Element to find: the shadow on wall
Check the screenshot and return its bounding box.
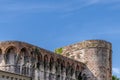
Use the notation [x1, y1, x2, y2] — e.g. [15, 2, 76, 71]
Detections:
[80, 65, 97, 80]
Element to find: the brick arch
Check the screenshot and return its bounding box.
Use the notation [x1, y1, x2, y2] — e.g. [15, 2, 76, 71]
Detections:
[30, 48, 42, 59]
[19, 47, 30, 64]
[61, 60, 65, 74]
[76, 64, 80, 71]
[76, 65, 83, 80]
[44, 55, 48, 70]
[70, 63, 75, 76]
[20, 47, 29, 56]
[77, 72, 82, 80]
[71, 63, 75, 68]
[66, 61, 70, 67]
[5, 46, 17, 64]
[44, 55, 48, 61]
[56, 58, 62, 66]
[30, 50, 37, 58]
[55, 58, 61, 73]
[36, 52, 42, 69]
[5, 46, 17, 54]
[75, 64, 80, 79]
[37, 52, 42, 61]
[56, 58, 61, 64]
[33, 48, 41, 59]
[0, 48, 2, 63]
[61, 60, 65, 67]
[49, 56, 54, 71]
[30, 51, 34, 57]
[0, 48, 2, 54]
[36, 53, 42, 69]
[30, 50, 41, 66]
[66, 62, 70, 76]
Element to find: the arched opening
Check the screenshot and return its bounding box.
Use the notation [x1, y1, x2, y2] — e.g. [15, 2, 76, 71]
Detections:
[44, 55, 48, 80]
[61, 60, 65, 74]
[37, 53, 42, 61]
[30, 51, 36, 66]
[20, 48, 29, 64]
[56, 58, 61, 80]
[49, 56, 54, 80]
[61, 60, 65, 80]
[0, 49, 2, 64]
[75, 65, 80, 79]
[77, 72, 83, 80]
[36, 53, 42, 69]
[70, 64, 74, 77]
[49, 57, 54, 71]
[76, 65, 79, 70]
[20, 48, 29, 75]
[30, 51, 37, 77]
[44, 55, 48, 70]
[5, 46, 17, 64]
[66, 62, 70, 76]
[56, 58, 61, 74]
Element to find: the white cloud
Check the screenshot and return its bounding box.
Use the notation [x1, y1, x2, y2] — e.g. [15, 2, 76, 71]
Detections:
[101, 0, 120, 3]
[92, 30, 120, 35]
[0, 0, 120, 13]
[0, 0, 120, 23]
[1, 0, 120, 14]
[0, 0, 99, 13]
[113, 68, 120, 74]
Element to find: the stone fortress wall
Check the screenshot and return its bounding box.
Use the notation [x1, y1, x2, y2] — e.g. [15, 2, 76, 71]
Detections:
[0, 41, 89, 80]
[61, 40, 112, 80]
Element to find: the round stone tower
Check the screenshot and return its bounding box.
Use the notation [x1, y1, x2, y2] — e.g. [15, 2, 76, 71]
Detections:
[61, 40, 112, 80]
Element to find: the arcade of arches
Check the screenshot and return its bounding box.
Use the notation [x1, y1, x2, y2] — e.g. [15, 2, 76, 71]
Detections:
[0, 41, 91, 80]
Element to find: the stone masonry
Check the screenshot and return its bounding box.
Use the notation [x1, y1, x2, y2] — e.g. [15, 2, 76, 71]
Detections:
[0, 40, 112, 80]
[61, 40, 112, 80]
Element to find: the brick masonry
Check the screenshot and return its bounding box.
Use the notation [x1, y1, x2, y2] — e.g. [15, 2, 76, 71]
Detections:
[61, 40, 112, 80]
[0, 40, 112, 80]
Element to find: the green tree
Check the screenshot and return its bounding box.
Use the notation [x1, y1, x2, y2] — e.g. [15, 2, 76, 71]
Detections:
[112, 75, 120, 80]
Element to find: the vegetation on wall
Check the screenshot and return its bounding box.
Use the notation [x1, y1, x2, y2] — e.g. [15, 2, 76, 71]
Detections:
[54, 48, 63, 54]
[34, 47, 39, 55]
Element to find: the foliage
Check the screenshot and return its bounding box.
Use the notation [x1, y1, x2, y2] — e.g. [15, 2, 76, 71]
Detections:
[112, 75, 120, 80]
[34, 47, 39, 55]
[54, 48, 63, 54]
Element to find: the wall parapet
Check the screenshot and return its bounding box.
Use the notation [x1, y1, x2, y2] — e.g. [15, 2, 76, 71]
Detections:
[63, 40, 112, 50]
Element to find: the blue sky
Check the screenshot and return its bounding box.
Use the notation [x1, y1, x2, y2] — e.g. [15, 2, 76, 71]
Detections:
[0, 0, 120, 77]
